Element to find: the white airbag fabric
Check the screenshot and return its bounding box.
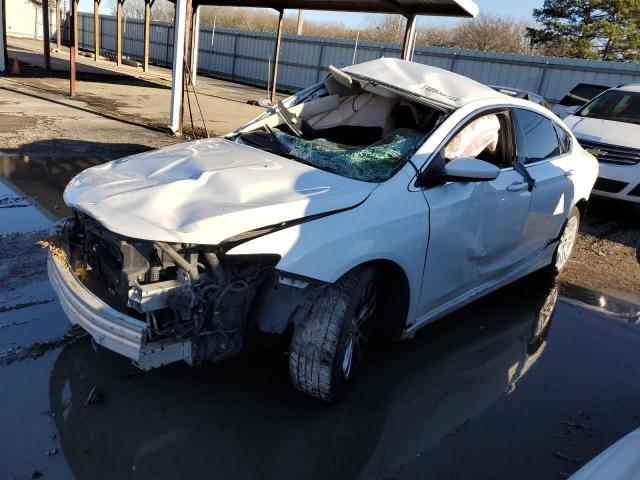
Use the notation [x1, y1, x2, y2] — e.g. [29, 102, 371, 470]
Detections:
[444, 114, 500, 160]
[306, 94, 397, 135]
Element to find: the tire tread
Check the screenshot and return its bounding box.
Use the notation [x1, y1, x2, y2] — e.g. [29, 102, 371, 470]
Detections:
[289, 268, 366, 401]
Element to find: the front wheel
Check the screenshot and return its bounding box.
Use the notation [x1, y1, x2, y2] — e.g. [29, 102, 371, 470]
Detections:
[548, 206, 580, 277]
[288, 266, 377, 402]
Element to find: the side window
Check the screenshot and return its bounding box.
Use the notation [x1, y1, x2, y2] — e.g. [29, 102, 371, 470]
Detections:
[554, 123, 572, 155]
[442, 112, 515, 169]
[513, 109, 560, 164]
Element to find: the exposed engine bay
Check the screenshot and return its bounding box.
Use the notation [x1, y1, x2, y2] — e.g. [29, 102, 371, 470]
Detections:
[64, 213, 281, 364]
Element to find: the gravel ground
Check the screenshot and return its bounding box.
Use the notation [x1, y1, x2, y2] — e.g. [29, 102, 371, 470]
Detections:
[561, 198, 640, 294]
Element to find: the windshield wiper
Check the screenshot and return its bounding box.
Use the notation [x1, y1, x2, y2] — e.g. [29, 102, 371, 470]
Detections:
[264, 125, 295, 157]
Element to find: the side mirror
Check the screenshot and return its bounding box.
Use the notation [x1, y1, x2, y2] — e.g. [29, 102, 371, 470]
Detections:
[443, 158, 500, 182]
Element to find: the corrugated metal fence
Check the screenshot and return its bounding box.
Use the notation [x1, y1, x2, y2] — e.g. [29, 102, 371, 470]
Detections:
[66, 12, 640, 102]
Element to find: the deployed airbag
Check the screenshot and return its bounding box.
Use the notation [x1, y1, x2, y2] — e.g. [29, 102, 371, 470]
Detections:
[306, 93, 398, 135]
[273, 127, 425, 183]
[444, 114, 500, 160]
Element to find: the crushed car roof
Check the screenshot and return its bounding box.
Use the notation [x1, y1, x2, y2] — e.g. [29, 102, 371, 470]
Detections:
[343, 57, 507, 109]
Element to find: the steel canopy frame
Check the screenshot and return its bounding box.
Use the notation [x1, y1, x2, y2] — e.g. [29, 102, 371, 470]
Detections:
[0, 0, 7, 73]
[166, 0, 478, 134]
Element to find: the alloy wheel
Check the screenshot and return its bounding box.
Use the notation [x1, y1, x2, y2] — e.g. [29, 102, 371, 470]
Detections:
[555, 215, 579, 271]
[342, 281, 376, 379]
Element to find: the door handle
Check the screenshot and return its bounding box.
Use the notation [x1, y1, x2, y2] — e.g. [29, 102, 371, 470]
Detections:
[564, 169, 576, 177]
[507, 182, 528, 192]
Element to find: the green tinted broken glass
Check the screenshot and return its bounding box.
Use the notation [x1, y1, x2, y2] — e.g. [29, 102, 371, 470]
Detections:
[273, 128, 425, 182]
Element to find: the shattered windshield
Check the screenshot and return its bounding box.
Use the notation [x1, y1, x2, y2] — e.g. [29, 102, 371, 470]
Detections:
[270, 127, 425, 183]
[237, 77, 442, 182]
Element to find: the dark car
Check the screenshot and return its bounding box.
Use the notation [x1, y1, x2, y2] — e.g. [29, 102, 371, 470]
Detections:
[551, 83, 611, 118]
[557, 83, 611, 108]
[489, 85, 551, 110]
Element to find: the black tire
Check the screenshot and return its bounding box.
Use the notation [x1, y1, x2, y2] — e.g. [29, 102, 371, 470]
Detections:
[547, 206, 580, 278]
[289, 266, 377, 402]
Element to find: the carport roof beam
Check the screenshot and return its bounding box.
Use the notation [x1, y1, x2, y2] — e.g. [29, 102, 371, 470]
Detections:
[188, 0, 478, 16]
[42, 0, 51, 69]
[0, 0, 7, 73]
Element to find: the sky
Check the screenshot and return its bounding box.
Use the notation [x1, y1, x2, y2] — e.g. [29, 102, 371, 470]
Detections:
[302, 1, 540, 27]
[77, 0, 541, 27]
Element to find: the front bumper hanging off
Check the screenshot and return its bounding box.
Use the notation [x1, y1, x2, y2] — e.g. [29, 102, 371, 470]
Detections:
[47, 251, 194, 370]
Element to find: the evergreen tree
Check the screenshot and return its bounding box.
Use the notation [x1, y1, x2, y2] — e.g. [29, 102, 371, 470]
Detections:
[528, 0, 640, 61]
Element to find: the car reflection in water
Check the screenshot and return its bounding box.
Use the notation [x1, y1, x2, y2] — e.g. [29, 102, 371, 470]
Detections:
[48, 276, 559, 479]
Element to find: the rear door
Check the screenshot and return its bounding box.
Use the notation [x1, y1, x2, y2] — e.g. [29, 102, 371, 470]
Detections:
[512, 108, 576, 256]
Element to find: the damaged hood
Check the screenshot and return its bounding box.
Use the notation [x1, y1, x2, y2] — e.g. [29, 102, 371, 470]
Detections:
[64, 138, 375, 244]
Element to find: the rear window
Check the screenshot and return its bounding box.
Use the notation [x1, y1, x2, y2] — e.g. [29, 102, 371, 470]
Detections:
[513, 109, 560, 164]
[578, 90, 640, 125]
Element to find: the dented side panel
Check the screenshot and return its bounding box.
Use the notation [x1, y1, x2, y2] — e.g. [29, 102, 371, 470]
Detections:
[228, 167, 430, 328]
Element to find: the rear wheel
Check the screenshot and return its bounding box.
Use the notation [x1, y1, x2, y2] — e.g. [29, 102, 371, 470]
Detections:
[549, 206, 580, 277]
[289, 266, 377, 402]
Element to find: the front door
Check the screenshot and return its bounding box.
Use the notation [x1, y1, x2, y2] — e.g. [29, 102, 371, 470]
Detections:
[417, 110, 532, 319]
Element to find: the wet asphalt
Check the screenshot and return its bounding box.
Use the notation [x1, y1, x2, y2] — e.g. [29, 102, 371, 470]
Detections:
[1, 155, 639, 480]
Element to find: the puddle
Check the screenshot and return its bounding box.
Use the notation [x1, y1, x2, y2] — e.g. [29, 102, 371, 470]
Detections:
[0, 179, 53, 234]
[560, 282, 640, 323]
[0, 155, 109, 217]
[0, 152, 639, 478]
[2, 275, 640, 480]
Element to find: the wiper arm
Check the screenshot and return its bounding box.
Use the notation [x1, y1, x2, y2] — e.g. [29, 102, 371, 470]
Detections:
[265, 125, 288, 151]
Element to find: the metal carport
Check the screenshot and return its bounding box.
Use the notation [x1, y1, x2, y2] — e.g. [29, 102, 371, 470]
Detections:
[0, 0, 478, 134]
[168, 0, 478, 133]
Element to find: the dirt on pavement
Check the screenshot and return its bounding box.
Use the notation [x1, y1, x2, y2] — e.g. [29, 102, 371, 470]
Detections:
[561, 198, 640, 295]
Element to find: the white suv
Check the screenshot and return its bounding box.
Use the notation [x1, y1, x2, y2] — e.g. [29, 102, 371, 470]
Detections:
[564, 84, 640, 203]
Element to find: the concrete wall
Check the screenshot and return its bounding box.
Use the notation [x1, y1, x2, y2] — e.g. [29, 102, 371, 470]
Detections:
[70, 12, 640, 102]
[6, 0, 58, 40]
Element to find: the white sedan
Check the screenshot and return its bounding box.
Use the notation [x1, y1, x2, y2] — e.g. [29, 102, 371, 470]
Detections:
[47, 58, 598, 401]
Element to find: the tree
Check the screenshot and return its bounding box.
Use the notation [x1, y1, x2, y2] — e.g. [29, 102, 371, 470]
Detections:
[107, 0, 173, 22]
[528, 0, 640, 61]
